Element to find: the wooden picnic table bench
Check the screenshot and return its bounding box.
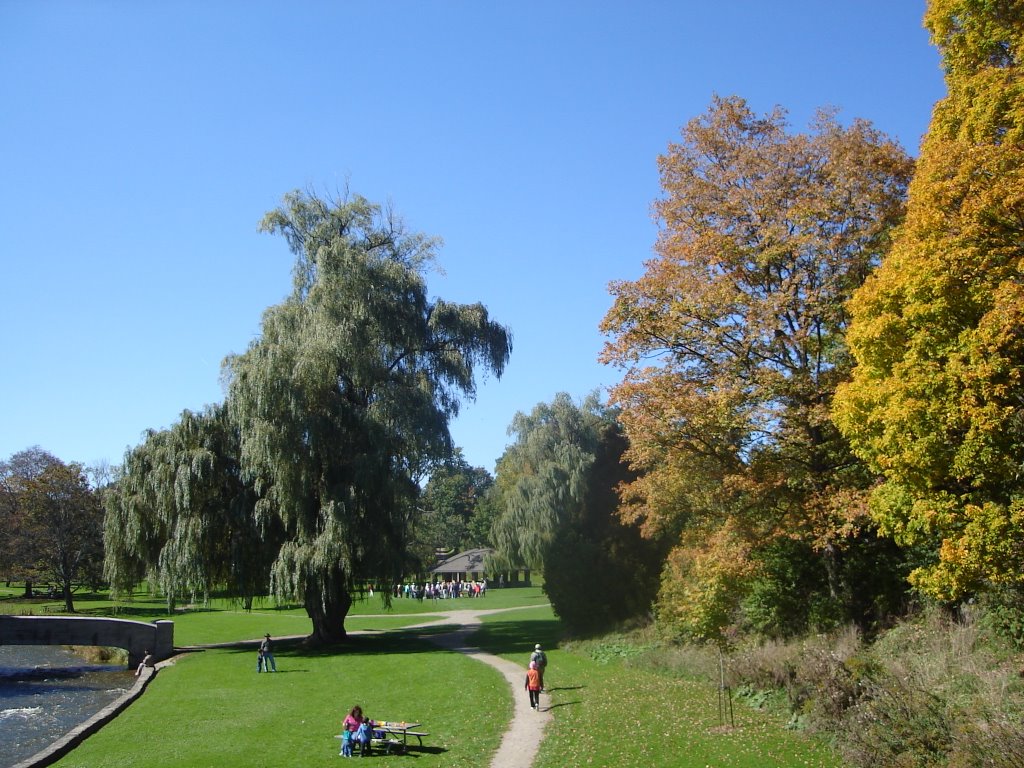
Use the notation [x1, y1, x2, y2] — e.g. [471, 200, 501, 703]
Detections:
[372, 721, 429, 752]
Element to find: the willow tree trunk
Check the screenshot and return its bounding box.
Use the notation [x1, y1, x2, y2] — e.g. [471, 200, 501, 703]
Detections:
[304, 567, 352, 645]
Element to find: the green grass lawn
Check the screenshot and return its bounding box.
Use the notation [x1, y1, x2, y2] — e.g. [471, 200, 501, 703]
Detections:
[52, 632, 510, 768]
[531, 649, 838, 768]
[473, 607, 841, 768]
[2, 585, 841, 767]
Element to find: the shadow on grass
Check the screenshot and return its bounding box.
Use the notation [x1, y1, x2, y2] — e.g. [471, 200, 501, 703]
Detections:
[543, 701, 580, 711]
[202, 630, 448, 662]
[469, 617, 562, 657]
[101, 605, 170, 618]
[171, 607, 559, 668]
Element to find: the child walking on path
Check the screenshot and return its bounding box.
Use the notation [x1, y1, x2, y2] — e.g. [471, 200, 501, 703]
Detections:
[525, 660, 542, 710]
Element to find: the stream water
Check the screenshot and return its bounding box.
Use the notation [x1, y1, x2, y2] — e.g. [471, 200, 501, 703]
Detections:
[0, 645, 134, 768]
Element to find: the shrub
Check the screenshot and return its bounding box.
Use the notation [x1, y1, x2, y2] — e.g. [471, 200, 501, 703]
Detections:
[840, 677, 955, 767]
[833, 606, 1024, 767]
[725, 626, 865, 717]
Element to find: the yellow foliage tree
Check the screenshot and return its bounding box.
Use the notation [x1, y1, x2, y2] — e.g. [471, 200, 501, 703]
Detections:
[834, 0, 1024, 601]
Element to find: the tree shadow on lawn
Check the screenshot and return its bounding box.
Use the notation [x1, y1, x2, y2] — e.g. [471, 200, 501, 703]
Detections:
[468, 617, 562, 657]
[98, 605, 173, 618]
[191, 612, 561, 664]
[212, 630, 452, 663]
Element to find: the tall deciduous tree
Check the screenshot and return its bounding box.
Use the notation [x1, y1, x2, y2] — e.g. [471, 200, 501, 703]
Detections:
[225, 190, 511, 643]
[20, 461, 104, 612]
[834, 0, 1024, 601]
[1, 447, 62, 597]
[601, 97, 913, 640]
[413, 450, 495, 562]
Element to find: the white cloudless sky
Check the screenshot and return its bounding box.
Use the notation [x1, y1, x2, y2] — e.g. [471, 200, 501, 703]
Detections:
[0, 1, 946, 475]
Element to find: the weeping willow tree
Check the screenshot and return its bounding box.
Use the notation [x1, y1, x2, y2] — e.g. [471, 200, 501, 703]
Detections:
[490, 393, 662, 632]
[224, 190, 511, 643]
[104, 403, 270, 610]
[490, 393, 602, 568]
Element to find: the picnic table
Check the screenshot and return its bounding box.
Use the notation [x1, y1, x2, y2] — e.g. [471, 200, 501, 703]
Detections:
[372, 720, 429, 752]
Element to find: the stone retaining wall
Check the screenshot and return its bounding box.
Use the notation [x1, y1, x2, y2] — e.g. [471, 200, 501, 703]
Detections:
[0, 615, 174, 667]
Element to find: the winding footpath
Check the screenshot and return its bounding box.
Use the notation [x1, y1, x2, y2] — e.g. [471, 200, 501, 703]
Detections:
[401, 607, 552, 768]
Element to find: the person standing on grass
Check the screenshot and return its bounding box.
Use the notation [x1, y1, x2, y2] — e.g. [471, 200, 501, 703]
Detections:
[340, 727, 354, 758]
[530, 643, 547, 690]
[526, 660, 542, 710]
[260, 633, 277, 672]
[354, 713, 376, 756]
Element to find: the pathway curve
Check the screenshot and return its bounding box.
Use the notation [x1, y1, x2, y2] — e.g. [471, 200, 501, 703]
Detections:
[399, 606, 552, 768]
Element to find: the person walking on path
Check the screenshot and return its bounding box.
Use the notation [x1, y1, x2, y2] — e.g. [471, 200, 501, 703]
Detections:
[388, 606, 553, 768]
[529, 644, 547, 690]
[525, 661, 542, 710]
[259, 633, 277, 672]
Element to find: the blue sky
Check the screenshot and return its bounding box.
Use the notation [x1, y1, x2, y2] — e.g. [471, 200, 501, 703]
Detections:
[1, 1, 946, 476]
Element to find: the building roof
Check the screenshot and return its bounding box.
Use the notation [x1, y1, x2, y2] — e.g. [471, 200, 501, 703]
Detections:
[429, 547, 493, 574]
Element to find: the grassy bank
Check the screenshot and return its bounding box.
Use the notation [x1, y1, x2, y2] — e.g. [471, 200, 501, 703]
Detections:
[474, 608, 839, 768]
[0, 586, 841, 767]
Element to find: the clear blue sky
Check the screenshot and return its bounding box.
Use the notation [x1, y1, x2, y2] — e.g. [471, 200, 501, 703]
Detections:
[1, 1, 945, 476]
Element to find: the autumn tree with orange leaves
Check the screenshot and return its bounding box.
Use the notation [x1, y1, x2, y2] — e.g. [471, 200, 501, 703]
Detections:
[601, 96, 914, 641]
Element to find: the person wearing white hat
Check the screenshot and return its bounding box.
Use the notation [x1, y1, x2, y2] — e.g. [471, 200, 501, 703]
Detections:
[530, 643, 547, 690]
[260, 633, 277, 672]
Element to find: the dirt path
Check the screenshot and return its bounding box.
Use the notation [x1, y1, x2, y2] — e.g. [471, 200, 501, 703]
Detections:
[402, 607, 552, 768]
